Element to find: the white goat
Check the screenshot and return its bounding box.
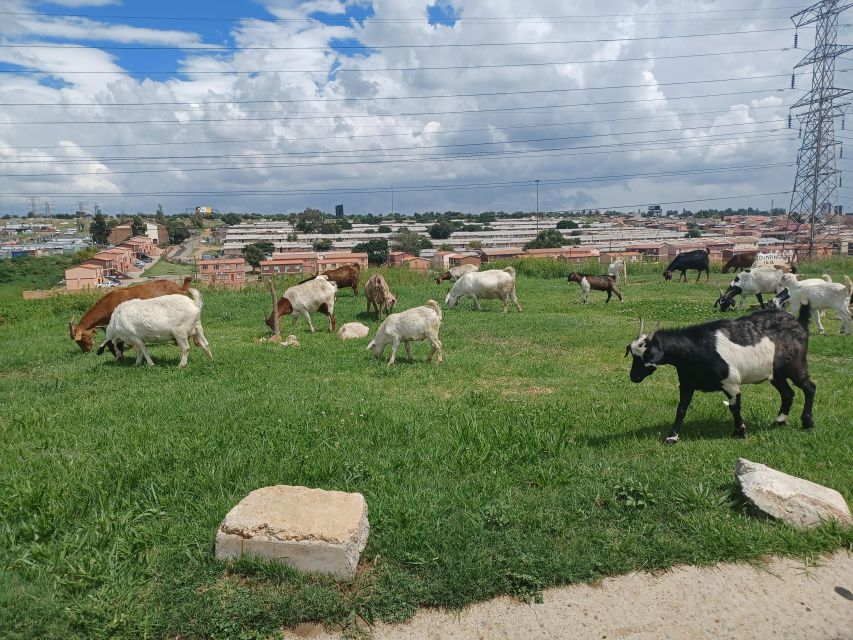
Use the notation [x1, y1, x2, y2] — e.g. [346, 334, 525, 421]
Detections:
[607, 259, 628, 283]
[267, 275, 337, 334]
[715, 266, 785, 312]
[776, 273, 852, 335]
[435, 263, 479, 284]
[364, 273, 397, 320]
[444, 266, 522, 313]
[367, 300, 443, 365]
[97, 289, 212, 367]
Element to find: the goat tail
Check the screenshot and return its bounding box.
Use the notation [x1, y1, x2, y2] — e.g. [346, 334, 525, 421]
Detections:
[797, 300, 811, 332]
[188, 287, 203, 310]
[425, 299, 442, 319]
[180, 276, 193, 290]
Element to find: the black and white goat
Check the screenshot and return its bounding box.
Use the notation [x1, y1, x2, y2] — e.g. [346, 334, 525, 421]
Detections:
[626, 305, 815, 444]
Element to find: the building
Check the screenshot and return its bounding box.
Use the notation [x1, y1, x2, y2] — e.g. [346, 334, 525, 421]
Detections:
[109, 223, 169, 246]
[318, 252, 369, 271]
[197, 257, 246, 288]
[120, 235, 159, 258]
[64, 263, 105, 291]
[478, 247, 525, 262]
[524, 247, 601, 262]
[259, 256, 313, 277]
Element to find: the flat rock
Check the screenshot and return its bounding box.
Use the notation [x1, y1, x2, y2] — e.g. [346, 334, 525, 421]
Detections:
[736, 458, 852, 529]
[338, 322, 369, 340]
[280, 334, 299, 347]
[215, 485, 369, 579]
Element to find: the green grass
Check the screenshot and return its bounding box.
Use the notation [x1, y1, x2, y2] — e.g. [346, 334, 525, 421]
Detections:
[143, 259, 195, 278]
[1, 261, 852, 639]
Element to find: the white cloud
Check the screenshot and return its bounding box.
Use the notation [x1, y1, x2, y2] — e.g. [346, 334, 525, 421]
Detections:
[0, 0, 810, 215]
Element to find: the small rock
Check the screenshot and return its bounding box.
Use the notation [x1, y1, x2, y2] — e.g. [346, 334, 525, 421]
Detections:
[736, 458, 853, 529]
[338, 322, 370, 340]
[215, 485, 369, 579]
[280, 334, 299, 347]
[268, 335, 282, 344]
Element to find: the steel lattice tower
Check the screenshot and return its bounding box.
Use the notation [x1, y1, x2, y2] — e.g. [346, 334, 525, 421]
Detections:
[786, 0, 853, 260]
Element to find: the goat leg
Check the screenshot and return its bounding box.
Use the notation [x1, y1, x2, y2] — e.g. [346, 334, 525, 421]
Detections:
[665, 386, 694, 444]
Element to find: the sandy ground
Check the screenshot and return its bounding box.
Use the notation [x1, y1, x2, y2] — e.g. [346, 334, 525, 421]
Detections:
[281, 551, 853, 640]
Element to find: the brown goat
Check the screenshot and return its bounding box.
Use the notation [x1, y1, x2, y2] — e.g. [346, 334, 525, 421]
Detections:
[567, 272, 623, 303]
[300, 264, 360, 295]
[364, 273, 397, 320]
[69, 277, 192, 352]
[721, 251, 758, 274]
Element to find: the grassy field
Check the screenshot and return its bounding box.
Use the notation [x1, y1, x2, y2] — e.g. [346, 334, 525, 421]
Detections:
[142, 259, 195, 278]
[1, 260, 852, 639]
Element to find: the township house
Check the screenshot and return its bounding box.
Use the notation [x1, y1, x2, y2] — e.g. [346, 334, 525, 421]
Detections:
[64, 235, 160, 290]
[258, 251, 367, 278]
[430, 252, 482, 271]
[109, 222, 169, 246]
[386, 251, 430, 271]
[196, 257, 247, 288]
[64, 263, 105, 290]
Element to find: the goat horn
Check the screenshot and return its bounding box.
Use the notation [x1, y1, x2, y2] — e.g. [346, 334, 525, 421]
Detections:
[637, 317, 645, 338]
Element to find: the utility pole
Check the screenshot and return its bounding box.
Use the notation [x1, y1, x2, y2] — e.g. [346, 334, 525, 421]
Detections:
[786, 0, 853, 261]
[390, 185, 394, 217]
[535, 179, 540, 232]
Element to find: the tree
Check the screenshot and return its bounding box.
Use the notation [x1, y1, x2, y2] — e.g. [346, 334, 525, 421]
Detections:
[353, 238, 389, 265]
[524, 229, 566, 250]
[377, 225, 392, 233]
[685, 228, 702, 238]
[90, 213, 110, 245]
[428, 221, 454, 239]
[242, 241, 275, 270]
[295, 208, 324, 232]
[167, 218, 191, 244]
[556, 219, 579, 229]
[131, 215, 146, 237]
[390, 230, 429, 256]
[313, 238, 333, 251]
[222, 212, 242, 226]
[191, 212, 205, 230]
[439, 243, 454, 251]
[467, 240, 483, 250]
[155, 204, 167, 225]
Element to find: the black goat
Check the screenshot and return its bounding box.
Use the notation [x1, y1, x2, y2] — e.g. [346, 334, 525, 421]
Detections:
[663, 248, 710, 282]
[625, 305, 815, 444]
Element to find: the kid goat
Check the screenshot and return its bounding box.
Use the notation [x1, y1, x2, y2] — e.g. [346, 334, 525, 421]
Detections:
[567, 272, 623, 303]
[626, 305, 816, 444]
[367, 300, 443, 365]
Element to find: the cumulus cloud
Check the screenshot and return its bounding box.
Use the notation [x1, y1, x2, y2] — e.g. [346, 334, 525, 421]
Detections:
[0, 0, 808, 215]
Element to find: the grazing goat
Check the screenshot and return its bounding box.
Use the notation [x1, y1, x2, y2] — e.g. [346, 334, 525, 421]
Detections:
[664, 248, 710, 282]
[367, 300, 443, 365]
[69, 277, 192, 352]
[300, 264, 360, 295]
[626, 306, 815, 444]
[770, 273, 852, 335]
[444, 266, 522, 313]
[567, 272, 623, 303]
[97, 289, 212, 368]
[435, 263, 478, 284]
[364, 273, 397, 320]
[714, 266, 785, 312]
[606, 259, 628, 283]
[267, 276, 337, 334]
[721, 251, 757, 274]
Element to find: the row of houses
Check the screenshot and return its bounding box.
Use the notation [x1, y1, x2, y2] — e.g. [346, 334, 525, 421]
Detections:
[63, 236, 160, 290]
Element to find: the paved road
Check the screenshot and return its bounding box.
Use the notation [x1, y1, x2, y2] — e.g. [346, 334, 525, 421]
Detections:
[170, 235, 200, 263]
[281, 552, 853, 640]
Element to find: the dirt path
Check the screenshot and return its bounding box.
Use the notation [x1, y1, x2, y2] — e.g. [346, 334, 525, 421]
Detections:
[282, 551, 853, 640]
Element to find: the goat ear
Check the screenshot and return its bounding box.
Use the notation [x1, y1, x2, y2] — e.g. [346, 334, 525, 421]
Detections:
[624, 345, 632, 358]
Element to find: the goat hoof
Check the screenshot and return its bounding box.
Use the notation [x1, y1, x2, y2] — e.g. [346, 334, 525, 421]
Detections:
[732, 428, 747, 439]
[802, 418, 815, 430]
[663, 435, 679, 445]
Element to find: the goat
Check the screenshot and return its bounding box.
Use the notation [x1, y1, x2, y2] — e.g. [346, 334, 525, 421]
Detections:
[567, 272, 623, 303]
[714, 266, 785, 312]
[770, 273, 852, 335]
[364, 273, 397, 320]
[97, 289, 212, 368]
[435, 263, 478, 285]
[300, 264, 360, 295]
[606, 259, 628, 283]
[69, 277, 192, 352]
[367, 300, 443, 365]
[626, 306, 815, 444]
[266, 275, 337, 334]
[444, 266, 522, 313]
[663, 248, 710, 282]
[721, 251, 757, 274]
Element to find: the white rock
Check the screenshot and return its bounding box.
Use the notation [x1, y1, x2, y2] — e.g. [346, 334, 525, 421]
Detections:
[338, 322, 370, 340]
[280, 334, 299, 347]
[215, 485, 369, 579]
[736, 458, 853, 529]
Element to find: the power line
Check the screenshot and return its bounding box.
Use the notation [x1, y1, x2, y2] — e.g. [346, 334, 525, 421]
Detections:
[0, 49, 792, 107]
[0, 81, 795, 125]
[2, 102, 796, 153]
[4, 130, 794, 178]
[0, 28, 796, 51]
[0, 119, 786, 164]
